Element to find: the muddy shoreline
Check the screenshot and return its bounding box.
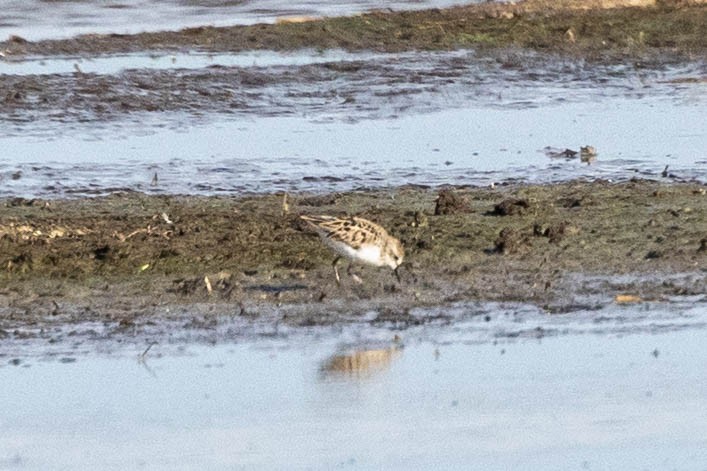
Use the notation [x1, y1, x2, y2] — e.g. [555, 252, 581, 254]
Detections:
[1, 180, 705, 342]
[2, 0, 705, 59]
[1, 0, 704, 130]
[1, 0, 705, 348]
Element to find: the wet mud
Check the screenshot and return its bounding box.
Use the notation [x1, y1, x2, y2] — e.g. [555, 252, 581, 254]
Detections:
[0, 0, 705, 350]
[0, 1, 707, 134]
[1, 1, 705, 127]
[1, 180, 705, 345]
[3, 49, 702, 129]
[2, 0, 705, 59]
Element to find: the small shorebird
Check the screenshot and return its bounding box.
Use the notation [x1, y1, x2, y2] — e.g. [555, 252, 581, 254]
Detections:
[300, 215, 404, 285]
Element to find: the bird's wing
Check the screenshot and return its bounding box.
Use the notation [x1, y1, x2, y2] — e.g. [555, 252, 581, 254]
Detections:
[301, 215, 381, 250]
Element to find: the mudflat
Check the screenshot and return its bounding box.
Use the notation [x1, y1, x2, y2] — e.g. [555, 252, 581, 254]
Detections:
[1, 180, 705, 334]
[0, 0, 705, 343]
[2, 0, 705, 59]
[1, 0, 705, 123]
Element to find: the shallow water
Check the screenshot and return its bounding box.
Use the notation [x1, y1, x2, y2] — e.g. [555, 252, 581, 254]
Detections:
[1, 48, 705, 197]
[2, 4, 705, 468]
[0, 0, 483, 41]
[1, 96, 705, 197]
[1, 300, 706, 470]
[0, 50, 382, 76]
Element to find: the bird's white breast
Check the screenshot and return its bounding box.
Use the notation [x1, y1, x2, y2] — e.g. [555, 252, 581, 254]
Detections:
[325, 239, 385, 267]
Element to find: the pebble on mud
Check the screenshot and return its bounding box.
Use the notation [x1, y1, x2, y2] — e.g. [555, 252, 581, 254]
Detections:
[8, 35, 27, 44]
[557, 196, 586, 208]
[543, 147, 578, 159]
[434, 189, 470, 215]
[645, 250, 662, 259]
[405, 211, 430, 228]
[299, 194, 340, 207]
[5, 197, 39, 207]
[169, 274, 236, 298]
[494, 227, 529, 254]
[580, 145, 597, 164]
[534, 221, 580, 243]
[615, 294, 642, 304]
[489, 198, 529, 216]
[4, 90, 24, 103]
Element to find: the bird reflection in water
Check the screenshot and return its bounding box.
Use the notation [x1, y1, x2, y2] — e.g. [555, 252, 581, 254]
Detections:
[320, 345, 402, 380]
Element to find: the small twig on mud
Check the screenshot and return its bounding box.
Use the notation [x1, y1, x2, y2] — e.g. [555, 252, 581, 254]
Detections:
[118, 225, 157, 241]
[121, 228, 148, 241]
[204, 275, 213, 295]
[282, 193, 290, 216]
[139, 342, 158, 362]
[161, 212, 173, 224]
[138, 344, 158, 378]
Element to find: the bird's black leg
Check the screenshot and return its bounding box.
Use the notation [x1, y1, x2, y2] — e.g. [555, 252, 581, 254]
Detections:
[332, 256, 342, 285]
[393, 266, 401, 283]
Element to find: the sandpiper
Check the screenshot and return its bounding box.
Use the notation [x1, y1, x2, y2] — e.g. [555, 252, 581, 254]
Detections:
[300, 215, 404, 284]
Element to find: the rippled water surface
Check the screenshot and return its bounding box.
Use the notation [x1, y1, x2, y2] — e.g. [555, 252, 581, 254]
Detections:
[1, 49, 705, 197]
[1, 300, 706, 470]
[2, 98, 705, 197]
[1, 3, 706, 469]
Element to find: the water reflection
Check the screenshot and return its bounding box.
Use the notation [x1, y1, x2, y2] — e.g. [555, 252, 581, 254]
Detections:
[1, 303, 706, 469]
[320, 345, 402, 380]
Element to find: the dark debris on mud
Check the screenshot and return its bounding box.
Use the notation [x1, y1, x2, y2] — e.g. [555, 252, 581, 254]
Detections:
[0, 180, 705, 341]
[0, 0, 705, 352]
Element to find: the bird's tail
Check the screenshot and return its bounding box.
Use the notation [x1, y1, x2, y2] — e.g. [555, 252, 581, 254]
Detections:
[300, 214, 337, 227]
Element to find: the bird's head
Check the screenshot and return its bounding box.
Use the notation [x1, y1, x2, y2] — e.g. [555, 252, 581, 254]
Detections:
[383, 237, 405, 271]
